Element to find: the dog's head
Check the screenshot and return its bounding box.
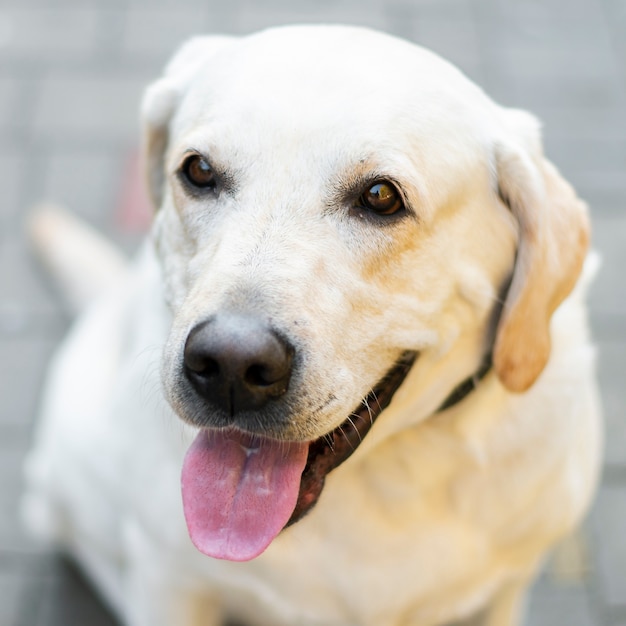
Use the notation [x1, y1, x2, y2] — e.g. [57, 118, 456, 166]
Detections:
[140, 25, 589, 561]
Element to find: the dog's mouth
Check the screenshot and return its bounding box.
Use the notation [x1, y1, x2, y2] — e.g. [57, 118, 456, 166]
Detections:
[181, 352, 417, 562]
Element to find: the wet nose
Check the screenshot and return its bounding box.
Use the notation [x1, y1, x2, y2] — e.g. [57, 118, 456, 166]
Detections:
[183, 314, 294, 416]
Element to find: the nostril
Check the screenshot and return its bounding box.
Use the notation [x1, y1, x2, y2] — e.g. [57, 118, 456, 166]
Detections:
[184, 329, 220, 378]
[245, 364, 270, 387]
[186, 355, 220, 378]
[245, 363, 284, 388]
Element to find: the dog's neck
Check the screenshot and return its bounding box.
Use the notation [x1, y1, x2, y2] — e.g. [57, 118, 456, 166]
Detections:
[436, 352, 493, 413]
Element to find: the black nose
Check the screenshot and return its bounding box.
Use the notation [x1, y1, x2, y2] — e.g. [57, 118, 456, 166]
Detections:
[183, 314, 294, 416]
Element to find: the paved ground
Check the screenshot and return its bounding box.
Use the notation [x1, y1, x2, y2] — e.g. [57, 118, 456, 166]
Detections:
[0, 0, 624, 624]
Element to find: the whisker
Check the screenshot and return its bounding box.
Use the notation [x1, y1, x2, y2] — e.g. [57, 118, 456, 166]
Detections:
[355, 386, 377, 426]
[337, 425, 355, 451]
[369, 388, 381, 412]
[345, 416, 362, 442]
[323, 433, 335, 451]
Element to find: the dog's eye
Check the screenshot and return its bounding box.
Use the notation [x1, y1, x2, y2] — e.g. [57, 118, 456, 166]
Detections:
[182, 155, 216, 189]
[358, 181, 404, 216]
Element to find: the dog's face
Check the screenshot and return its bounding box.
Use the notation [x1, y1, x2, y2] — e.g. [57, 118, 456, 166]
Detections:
[141, 25, 589, 561]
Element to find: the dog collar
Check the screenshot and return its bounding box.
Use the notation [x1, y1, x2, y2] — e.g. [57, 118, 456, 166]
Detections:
[436, 353, 493, 413]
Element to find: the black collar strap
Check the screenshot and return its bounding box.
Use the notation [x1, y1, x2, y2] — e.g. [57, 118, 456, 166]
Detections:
[436, 353, 493, 413]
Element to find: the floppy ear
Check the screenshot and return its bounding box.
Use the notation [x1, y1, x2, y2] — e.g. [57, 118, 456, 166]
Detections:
[493, 110, 590, 392]
[141, 36, 235, 209]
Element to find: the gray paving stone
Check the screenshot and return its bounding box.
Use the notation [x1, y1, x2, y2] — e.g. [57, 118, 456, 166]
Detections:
[0, 426, 43, 554]
[42, 149, 125, 238]
[488, 0, 608, 24]
[122, 7, 213, 61]
[32, 72, 149, 147]
[475, 0, 621, 105]
[0, 569, 26, 626]
[0, 233, 67, 326]
[502, 19, 607, 49]
[502, 72, 626, 111]
[605, 0, 626, 82]
[91, 9, 127, 62]
[526, 106, 626, 144]
[388, 0, 474, 19]
[595, 341, 626, 468]
[36, 559, 120, 626]
[573, 172, 626, 216]
[126, 0, 235, 6]
[397, 16, 484, 83]
[0, 75, 43, 149]
[543, 137, 626, 187]
[588, 216, 626, 317]
[231, 0, 389, 35]
[0, 77, 19, 127]
[526, 579, 598, 626]
[0, 336, 59, 426]
[0, 153, 24, 228]
[581, 189, 626, 217]
[497, 38, 617, 83]
[590, 485, 626, 611]
[0, 7, 99, 60]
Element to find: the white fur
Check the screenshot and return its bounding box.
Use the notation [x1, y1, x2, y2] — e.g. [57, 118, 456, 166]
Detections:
[23, 25, 601, 626]
[27, 204, 128, 313]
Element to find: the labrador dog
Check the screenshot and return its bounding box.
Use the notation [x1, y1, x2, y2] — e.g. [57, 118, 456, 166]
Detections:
[23, 25, 601, 626]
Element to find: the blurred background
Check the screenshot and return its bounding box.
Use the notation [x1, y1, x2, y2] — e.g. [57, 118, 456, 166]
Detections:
[0, 0, 624, 624]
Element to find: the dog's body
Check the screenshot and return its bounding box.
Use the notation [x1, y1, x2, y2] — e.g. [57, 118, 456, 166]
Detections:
[23, 25, 601, 626]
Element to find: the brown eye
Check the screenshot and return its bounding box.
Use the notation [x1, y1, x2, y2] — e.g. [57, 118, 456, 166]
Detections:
[182, 155, 216, 189]
[358, 181, 404, 216]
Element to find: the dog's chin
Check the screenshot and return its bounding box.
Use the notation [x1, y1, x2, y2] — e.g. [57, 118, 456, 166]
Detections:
[289, 350, 417, 524]
[179, 352, 417, 562]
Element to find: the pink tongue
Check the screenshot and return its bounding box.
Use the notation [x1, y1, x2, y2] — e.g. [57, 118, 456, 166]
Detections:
[181, 429, 309, 562]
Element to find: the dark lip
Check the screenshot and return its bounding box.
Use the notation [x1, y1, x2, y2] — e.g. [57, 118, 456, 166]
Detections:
[286, 350, 418, 526]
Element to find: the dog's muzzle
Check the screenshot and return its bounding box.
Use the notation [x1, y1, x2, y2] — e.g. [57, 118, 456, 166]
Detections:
[178, 312, 417, 562]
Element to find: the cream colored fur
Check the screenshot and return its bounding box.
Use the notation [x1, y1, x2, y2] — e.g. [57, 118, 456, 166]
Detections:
[23, 25, 601, 626]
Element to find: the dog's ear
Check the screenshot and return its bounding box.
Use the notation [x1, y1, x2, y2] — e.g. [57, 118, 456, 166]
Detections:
[141, 36, 235, 209]
[493, 110, 590, 392]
